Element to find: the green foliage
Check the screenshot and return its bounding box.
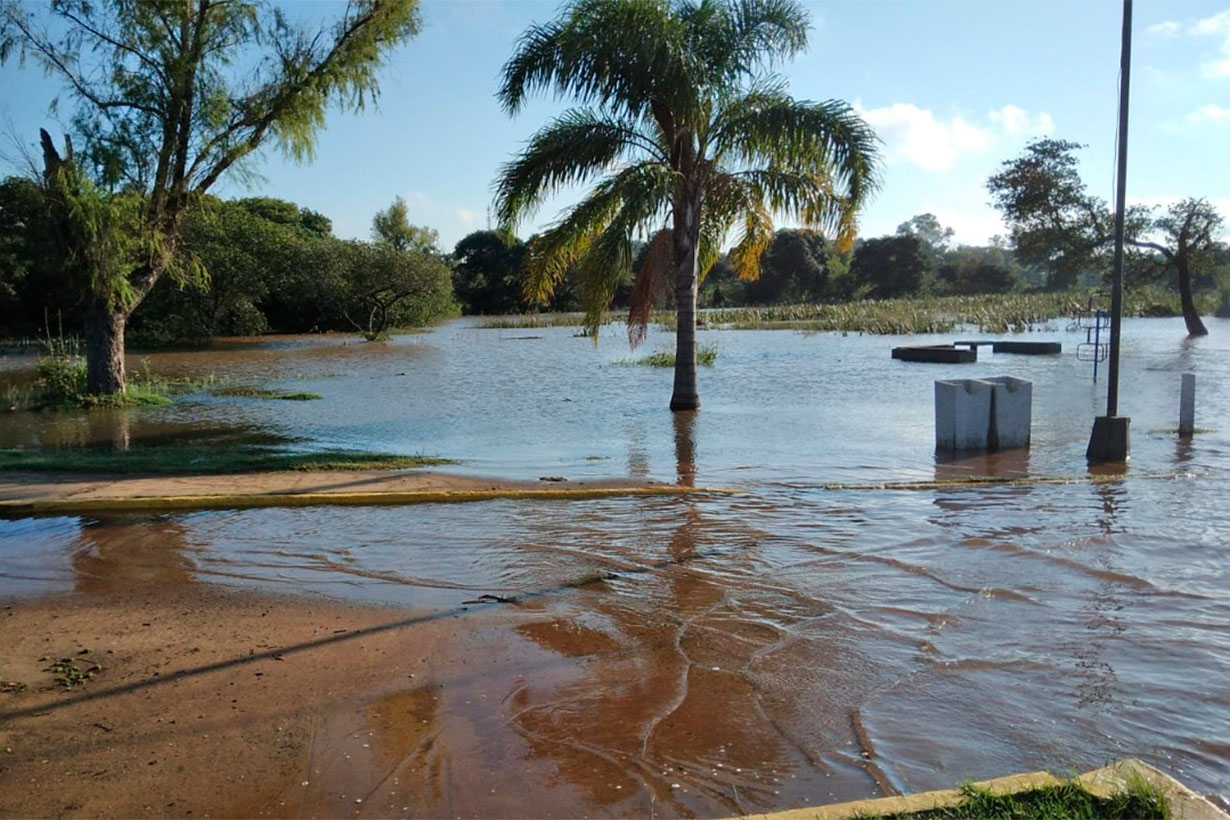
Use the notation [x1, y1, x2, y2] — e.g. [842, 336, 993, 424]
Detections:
[854, 778, 1167, 819]
[128, 196, 457, 344]
[743, 229, 831, 304]
[1, 0, 423, 393]
[210, 387, 322, 400]
[331, 240, 457, 339]
[35, 356, 88, 406]
[620, 344, 718, 368]
[372, 197, 440, 253]
[987, 139, 1109, 290]
[851, 234, 932, 299]
[452, 230, 528, 314]
[897, 213, 954, 253]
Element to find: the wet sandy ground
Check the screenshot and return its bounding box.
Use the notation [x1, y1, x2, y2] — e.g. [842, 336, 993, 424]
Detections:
[1, 578, 859, 818]
[0, 470, 681, 507]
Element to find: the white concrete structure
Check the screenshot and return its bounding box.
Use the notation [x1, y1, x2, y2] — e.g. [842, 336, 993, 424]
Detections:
[935, 376, 1033, 452]
[935, 379, 995, 451]
[984, 376, 1032, 450]
[1180, 373, 1196, 436]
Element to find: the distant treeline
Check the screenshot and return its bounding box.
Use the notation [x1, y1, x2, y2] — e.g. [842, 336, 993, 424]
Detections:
[3, 178, 1226, 346]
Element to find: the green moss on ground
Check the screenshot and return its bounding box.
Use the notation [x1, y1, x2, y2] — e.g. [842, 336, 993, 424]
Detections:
[856, 779, 1168, 820]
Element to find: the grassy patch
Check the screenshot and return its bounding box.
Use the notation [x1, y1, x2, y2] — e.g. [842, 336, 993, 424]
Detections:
[0, 447, 453, 475]
[210, 386, 323, 400]
[856, 778, 1168, 820]
[618, 344, 718, 367]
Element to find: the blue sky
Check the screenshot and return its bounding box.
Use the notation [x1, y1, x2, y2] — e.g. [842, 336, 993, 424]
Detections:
[1, 0, 1227, 251]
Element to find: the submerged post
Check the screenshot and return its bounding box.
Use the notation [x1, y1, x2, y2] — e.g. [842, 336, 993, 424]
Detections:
[1087, 0, 1133, 464]
[1179, 373, 1196, 436]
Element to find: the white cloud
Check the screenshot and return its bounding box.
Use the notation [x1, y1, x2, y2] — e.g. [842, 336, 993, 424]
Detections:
[855, 103, 989, 172]
[1184, 9, 1230, 79]
[854, 102, 1052, 173]
[1190, 9, 1230, 37]
[988, 105, 1054, 137]
[1187, 104, 1230, 124]
[1146, 20, 1182, 37]
[455, 207, 487, 231]
[925, 206, 1008, 246]
[1204, 57, 1230, 78]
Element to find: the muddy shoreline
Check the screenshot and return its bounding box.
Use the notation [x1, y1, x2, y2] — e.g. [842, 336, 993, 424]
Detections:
[0, 572, 885, 818]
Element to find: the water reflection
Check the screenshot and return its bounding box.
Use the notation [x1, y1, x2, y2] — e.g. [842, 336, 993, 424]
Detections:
[71, 517, 196, 594]
[673, 410, 697, 487]
[87, 408, 131, 451]
[933, 447, 1031, 481]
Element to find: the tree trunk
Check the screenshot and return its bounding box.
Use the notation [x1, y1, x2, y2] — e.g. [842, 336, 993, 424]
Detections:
[1176, 257, 1208, 336]
[669, 191, 701, 412]
[83, 298, 127, 395]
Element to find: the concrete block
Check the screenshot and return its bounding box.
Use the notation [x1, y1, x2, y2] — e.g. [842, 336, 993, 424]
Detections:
[1179, 373, 1195, 436]
[1087, 416, 1130, 463]
[983, 375, 1032, 449]
[935, 379, 994, 451]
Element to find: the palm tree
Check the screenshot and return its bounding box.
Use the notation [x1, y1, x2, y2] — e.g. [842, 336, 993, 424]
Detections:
[495, 0, 879, 411]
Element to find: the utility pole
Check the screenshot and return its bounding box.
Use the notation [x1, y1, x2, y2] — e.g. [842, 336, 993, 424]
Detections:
[1087, 0, 1133, 464]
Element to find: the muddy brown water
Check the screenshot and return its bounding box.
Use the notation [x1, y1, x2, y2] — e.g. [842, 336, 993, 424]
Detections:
[1, 317, 1228, 814]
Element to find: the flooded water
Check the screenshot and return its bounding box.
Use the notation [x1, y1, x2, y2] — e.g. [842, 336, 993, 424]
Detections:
[2, 316, 1229, 813]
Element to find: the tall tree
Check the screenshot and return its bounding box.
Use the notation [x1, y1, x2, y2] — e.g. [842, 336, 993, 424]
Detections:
[990, 140, 1221, 335]
[744, 228, 829, 304]
[849, 234, 929, 299]
[1, 0, 421, 394]
[896, 213, 953, 253]
[371, 196, 440, 253]
[452, 229, 526, 314]
[987, 139, 1107, 290]
[495, 0, 878, 411]
[1128, 198, 1223, 336]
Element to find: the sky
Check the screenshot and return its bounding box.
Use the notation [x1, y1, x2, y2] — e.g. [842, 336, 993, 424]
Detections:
[1, 0, 1228, 252]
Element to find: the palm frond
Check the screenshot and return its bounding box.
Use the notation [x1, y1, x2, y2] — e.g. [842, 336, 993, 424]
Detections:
[712, 92, 879, 250]
[627, 227, 672, 346]
[498, 0, 682, 120]
[494, 108, 664, 228]
[520, 160, 674, 307]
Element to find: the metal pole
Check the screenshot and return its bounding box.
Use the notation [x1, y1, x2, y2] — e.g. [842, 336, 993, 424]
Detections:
[1106, 0, 1132, 417]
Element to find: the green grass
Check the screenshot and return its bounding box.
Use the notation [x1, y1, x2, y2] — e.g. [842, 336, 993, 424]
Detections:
[478, 312, 622, 329]
[475, 289, 1220, 336]
[0, 447, 453, 475]
[855, 778, 1168, 820]
[210, 386, 323, 400]
[618, 344, 718, 367]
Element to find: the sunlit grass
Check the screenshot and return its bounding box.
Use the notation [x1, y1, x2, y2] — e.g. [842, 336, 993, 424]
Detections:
[853, 776, 1169, 819]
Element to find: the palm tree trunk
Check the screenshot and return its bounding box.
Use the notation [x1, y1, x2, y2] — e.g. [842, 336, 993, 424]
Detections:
[1177, 257, 1208, 336]
[670, 193, 701, 412]
[83, 298, 127, 395]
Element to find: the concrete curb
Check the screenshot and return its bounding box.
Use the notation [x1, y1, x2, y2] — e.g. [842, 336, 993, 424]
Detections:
[0, 485, 740, 515]
[741, 759, 1227, 820]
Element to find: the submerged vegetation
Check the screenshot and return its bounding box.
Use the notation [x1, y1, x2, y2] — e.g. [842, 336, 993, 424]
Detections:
[855, 778, 1169, 820]
[0, 447, 451, 475]
[210, 387, 322, 401]
[480, 289, 1220, 337]
[619, 344, 719, 368]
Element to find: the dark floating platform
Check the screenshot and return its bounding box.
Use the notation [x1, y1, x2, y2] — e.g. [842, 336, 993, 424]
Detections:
[954, 340, 1062, 355]
[991, 341, 1062, 355]
[892, 344, 977, 363]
